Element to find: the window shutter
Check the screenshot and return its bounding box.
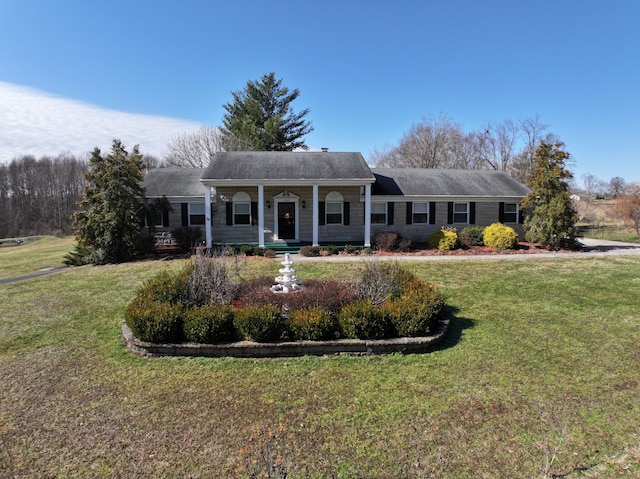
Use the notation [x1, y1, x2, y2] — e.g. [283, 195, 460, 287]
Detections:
[519, 207, 525, 224]
[387, 202, 394, 225]
[429, 202, 436, 224]
[498, 202, 505, 223]
[226, 202, 232, 226]
[469, 202, 476, 224]
[447, 202, 454, 224]
[344, 202, 350, 225]
[319, 202, 325, 225]
[162, 209, 169, 227]
[181, 203, 188, 227]
[406, 202, 413, 224]
[251, 202, 258, 226]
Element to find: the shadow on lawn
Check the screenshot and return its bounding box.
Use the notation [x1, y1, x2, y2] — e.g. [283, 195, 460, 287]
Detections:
[434, 306, 474, 351]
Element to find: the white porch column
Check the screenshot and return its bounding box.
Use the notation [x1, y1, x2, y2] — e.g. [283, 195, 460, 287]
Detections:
[312, 184, 319, 246]
[364, 183, 371, 247]
[257, 184, 265, 248]
[204, 185, 212, 248]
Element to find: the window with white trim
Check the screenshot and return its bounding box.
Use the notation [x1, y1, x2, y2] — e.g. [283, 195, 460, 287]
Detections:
[371, 202, 387, 224]
[232, 191, 251, 225]
[453, 202, 469, 223]
[325, 191, 344, 225]
[412, 202, 429, 224]
[503, 203, 518, 223]
[189, 203, 205, 225]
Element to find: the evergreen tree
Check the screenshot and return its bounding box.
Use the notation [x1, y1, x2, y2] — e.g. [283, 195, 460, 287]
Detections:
[69, 140, 145, 264]
[521, 141, 578, 249]
[221, 72, 313, 151]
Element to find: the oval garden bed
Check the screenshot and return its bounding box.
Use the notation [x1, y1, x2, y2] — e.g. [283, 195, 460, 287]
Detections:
[122, 255, 449, 358]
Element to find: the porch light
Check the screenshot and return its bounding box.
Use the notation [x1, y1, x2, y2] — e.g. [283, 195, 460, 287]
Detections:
[266, 200, 271, 209]
[302, 200, 306, 208]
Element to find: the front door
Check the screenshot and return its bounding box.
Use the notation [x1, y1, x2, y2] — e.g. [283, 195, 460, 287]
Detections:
[278, 202, 296, 240]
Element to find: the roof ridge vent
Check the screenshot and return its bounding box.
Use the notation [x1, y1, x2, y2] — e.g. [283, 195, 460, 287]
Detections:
[321, 147, 329, 152]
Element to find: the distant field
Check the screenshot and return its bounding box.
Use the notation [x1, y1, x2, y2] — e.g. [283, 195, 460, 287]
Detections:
[1, 238, 639, 477]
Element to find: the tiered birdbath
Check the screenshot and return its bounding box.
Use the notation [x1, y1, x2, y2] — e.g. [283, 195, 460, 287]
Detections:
[270, 253, 306, 293]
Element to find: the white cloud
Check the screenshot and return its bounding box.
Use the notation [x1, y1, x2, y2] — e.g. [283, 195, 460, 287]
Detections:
[0, 82, 202, 162]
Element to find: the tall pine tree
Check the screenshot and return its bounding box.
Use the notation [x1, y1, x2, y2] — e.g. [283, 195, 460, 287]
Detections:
[69, 140, 145, 264]
[521, 141, 577, 249]
[221, 72, 313, 151]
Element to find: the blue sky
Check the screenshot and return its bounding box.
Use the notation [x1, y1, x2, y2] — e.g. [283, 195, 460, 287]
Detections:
[1, 0, 638, 184]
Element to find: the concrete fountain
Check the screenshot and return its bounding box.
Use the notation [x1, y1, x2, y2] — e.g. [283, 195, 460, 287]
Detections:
[270, 253, 306, 293]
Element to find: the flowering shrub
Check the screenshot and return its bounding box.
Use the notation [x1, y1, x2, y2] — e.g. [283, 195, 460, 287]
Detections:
[428, 228, 459, 251]
[483, 222, 518, 249]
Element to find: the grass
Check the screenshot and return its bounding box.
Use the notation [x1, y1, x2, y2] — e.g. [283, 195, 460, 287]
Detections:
[577, 224, 639, 243]
[1, 242, 640, 477]
[0, 236, 76, 279]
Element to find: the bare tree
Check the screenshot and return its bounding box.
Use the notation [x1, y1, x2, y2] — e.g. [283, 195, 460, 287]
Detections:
[374, 114, 466, 168]
[164, 126, 226, 168]
[609, 176, 626, 198]
[614, 183, 640, 238]
[476, 119, 520, 172]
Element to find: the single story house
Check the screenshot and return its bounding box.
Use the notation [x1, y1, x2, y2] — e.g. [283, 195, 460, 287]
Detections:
[141, 151, 531, 248]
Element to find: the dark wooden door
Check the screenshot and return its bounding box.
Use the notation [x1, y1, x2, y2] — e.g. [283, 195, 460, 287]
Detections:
[278, 202, 295, 239]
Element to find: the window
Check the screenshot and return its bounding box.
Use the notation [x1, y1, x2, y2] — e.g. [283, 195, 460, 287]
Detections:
[453, 202, 468, 223]
[325, 191, 344, 224]
[371, 202, 387, 224]
[503, 203, 518, 223]
[412, 202, 429, 224]
[232, 191, 251, 225]
[188, 203, 205, 225]
[326, 202, 343, 224]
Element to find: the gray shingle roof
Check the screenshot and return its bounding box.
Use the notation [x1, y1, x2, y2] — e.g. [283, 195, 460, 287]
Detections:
[202, 152, 374, 181]
[141, 168, 206, 197]
[371, 168, 531, 197]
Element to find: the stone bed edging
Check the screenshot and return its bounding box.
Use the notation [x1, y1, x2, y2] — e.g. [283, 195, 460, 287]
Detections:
[122, 317, 450, 359]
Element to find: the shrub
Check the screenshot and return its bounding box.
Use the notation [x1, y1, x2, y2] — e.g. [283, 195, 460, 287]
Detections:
[373, 231, 401, 251]
[483, 222, 518, 249]
[428, 229, 459, 251]
[356, 261, 417, 305]
[342, 244, 357, 255]
[184, 252, 237, 307]
[289, 305, 337, 341]
[264, 249, 277, 258]
[383, 279, 445, 337]
[183, 304, 236, 343]
[459, 225, 485, 247]
[125, 299, 183, 343]
[299, 245, 321, 257]
[171, 226, 202, 252]
[233, 304, 284, 342]
[135, 269, 189, 305]
[338, 300, 390, 339]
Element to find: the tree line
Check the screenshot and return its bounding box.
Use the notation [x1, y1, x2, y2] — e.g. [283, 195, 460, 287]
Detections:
[0, 154, 87, 238]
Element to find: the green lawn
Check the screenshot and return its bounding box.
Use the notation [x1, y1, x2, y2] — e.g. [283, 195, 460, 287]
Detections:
[0, 236, 75, 279]
[1, 243, 639, 478]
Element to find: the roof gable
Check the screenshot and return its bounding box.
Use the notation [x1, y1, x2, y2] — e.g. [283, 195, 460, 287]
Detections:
[141, 168, 205, 197]
[202, 151, 374, 182]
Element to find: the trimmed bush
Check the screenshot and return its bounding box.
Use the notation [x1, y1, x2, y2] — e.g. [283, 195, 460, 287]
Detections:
[299, 245, 321, 257]
[483, 222, 518, 249]
[233, 304, 284, 342]
[135, 269, 189, 305]
[428, 229, 459, 251]
[125, 299, 183, 343]
[383, 279, 445, 337]
[338, 300, 390, 340]
[459, 225, 485, 247]
[289, 305, 337, 341]
[183, 304, 236, 343]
